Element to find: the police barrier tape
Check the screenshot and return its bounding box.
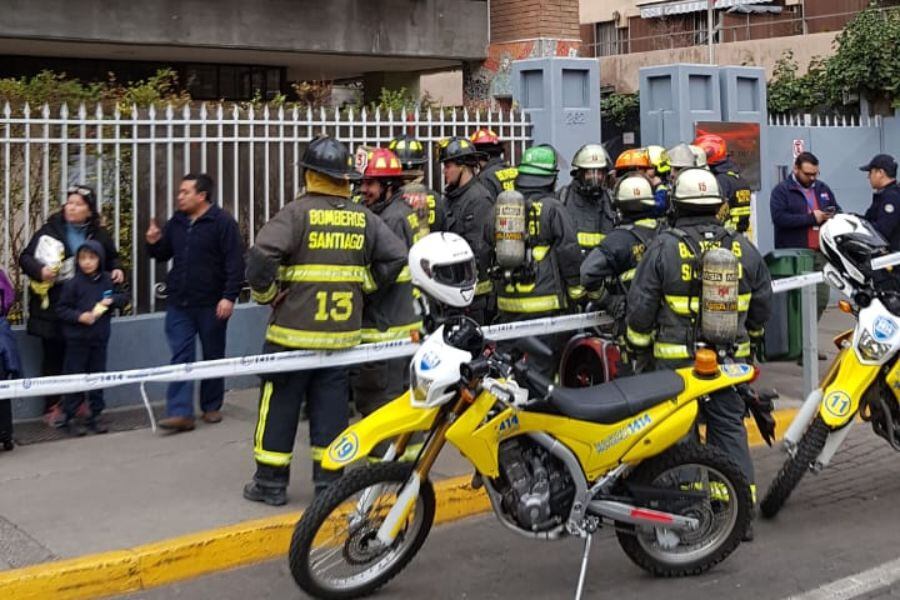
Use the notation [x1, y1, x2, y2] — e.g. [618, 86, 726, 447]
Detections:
[4, 251, 900, 426]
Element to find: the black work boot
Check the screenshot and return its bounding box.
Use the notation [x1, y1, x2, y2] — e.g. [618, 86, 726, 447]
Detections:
[243, 464, 289, 506]
[313, 463, 343, 498]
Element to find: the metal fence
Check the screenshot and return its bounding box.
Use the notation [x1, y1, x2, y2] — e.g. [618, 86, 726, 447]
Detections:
[768, 113, 883, 128]
[0, 102, 533, 318]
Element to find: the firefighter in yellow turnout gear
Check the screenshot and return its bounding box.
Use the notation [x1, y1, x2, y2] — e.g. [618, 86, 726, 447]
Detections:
[243, 137, 407, 505]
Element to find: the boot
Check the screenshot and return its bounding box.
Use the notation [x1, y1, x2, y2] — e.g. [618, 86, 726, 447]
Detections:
[243, 464, 289, 506]
[61, 418, 87, 437]
[314, 463, 343, 497]
[86, 414, 109, 435]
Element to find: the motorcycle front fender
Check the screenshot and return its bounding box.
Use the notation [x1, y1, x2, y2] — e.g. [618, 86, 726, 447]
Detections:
[320, 391, 440, 471]
[819, 350, 881, 428]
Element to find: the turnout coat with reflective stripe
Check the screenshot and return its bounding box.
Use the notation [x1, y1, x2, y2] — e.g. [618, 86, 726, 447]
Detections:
[558, 184, 617, 254]
[625, 216, 772, 361]
[245, 193, 407, 350]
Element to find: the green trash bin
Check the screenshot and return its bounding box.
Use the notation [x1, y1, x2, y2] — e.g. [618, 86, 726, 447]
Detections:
[764, 249, 817, 361]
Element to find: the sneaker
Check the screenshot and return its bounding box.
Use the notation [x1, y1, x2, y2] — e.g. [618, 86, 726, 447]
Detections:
[158, 416, 196, 432]
[242, 482, 287, 506]
[44, 405, 66, 428]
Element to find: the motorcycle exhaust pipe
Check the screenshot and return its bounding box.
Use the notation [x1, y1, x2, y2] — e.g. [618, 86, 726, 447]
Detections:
[784, 389, 823, 450]
[813, 420, 854, 472]
[588, 500, 699, 531]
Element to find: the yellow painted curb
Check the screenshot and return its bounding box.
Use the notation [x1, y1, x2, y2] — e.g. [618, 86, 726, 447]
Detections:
[0, 408, 798, 600]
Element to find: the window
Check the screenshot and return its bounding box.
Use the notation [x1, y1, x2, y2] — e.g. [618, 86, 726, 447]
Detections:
[594, 21, 625, 56]
[692, 11, 711, 45]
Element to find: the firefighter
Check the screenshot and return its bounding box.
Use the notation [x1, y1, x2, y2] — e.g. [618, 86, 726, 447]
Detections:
[646, 145, 672, 214]
[667, 142, 709, 181]
[694, 134, 753, 234]
[439, 136, 495, 324]
[495, 144, 582, 379]
[242, 136, 407, 506]
[626, 168, 772, 538]
[388, 134, 447, 233]
[471, 128, 518, 201]
[558, 143, 617, 256]
[352, 147, 422, 418]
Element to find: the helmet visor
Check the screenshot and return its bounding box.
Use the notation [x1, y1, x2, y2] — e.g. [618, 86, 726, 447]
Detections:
[432, 259, 477, 288]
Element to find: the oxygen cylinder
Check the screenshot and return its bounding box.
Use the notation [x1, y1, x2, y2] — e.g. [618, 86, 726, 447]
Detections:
[495, 190, 527, 269]
[401, 182, 431, 238]
[700, 247, 740, 346]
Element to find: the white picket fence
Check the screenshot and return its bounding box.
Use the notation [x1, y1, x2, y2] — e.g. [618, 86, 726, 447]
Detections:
[768, 113, 883, 128]
[0, 102, 533, 315]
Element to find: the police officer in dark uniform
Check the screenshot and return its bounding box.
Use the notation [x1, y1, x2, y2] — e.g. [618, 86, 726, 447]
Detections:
[496, 144, 582, 379]
[440, 136, 495, 324]
[626, 168, 772, 537]
[243, 136, 407, 506]
[471, 128, 518, 202]
[388, 134, 447, 234]
[352, 148, 422, 417]
[558, 143, 617, 256]
[694, 134, 753, 234]
[861, 154, 900, 250]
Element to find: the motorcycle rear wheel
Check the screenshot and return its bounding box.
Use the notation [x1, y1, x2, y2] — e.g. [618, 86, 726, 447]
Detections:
[615, 442, 752, 577]
[289, 462, 435, 600]
[760, 416, 829, 518]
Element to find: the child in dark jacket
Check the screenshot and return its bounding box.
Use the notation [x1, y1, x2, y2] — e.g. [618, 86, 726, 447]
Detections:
[55, 240, 127, 435]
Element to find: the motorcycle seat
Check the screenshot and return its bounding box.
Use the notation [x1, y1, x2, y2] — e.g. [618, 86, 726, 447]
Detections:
[548, 370, 685, 425]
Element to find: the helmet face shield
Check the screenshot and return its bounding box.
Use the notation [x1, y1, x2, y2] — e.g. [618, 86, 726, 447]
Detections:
[433, 259, 477, 288]
[578, 168, 607, 193]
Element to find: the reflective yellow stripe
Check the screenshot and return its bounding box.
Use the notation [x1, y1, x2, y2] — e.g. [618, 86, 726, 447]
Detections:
[396, 265, 412, 283]
[634, 218, 658, 228]
[266, 324, 361, 349]
[730, 206, 752, 215]
[738, 293, 751, 312]
[361, 321, 423, 342]
[735, 341, 751, 358]
[577, 232, 605, 248]
[254, 381, 273, 458]
[568, 285, 586, 300]
[475, 280, 493, 295]
[532, 245, 550, 262]
[251, 282, 278, 304]
[666, 295, 699, 316]
[363, 268, 377, 293]
[367, 443, 424, 464]
[279, 264, 368, 283]
[748, 328, 764, 337]
[254, 449, 292, 467]
[310, 446, 325, 462]
[620, 268, 637, 282]
[654, 342, 691, 360]
[497, 294, 561, 313]
[626, 326, 653, 348]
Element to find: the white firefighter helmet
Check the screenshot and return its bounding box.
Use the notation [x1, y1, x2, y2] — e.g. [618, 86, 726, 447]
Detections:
[570, 143, 611, 173]
[689, 144, 708, 168]
[672, 168, 723, 209]
[409, 232, 477, 307]
[820, 213, 889, 287]
[612, 173, 656, 214]
[668, 143, 704, 170]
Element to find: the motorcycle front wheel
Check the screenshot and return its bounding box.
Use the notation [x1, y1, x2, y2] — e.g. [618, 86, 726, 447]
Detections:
[760, 416, 829, 518]
[289, 462, 436, 600]
[615, 442, 752, 577]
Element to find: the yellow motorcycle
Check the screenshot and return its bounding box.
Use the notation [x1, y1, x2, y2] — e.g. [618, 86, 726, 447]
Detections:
[288, 317, 755, 599]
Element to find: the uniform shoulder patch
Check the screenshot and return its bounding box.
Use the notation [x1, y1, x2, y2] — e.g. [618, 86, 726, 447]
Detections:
[886, 203, 895, 214]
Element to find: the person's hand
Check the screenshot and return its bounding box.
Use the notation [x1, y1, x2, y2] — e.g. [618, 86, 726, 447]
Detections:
[78, 311, 96, 325]
[146, 218, 162, 244]
[111, 268, 125, 284]
[216, 298, 234, 320]
[101, 297, 113, 307]
[40, 266, 57, 283]
[813, 209, 832, 225]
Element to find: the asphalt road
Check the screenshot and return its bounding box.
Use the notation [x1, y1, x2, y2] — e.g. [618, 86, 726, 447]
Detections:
[124, 422, 900, 600]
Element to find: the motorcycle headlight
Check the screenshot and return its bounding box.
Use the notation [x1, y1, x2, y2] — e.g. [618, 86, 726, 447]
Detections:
[858, 328, 891, 361]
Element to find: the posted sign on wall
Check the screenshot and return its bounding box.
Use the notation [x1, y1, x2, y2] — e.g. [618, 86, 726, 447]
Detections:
[695, 121, 762, 191]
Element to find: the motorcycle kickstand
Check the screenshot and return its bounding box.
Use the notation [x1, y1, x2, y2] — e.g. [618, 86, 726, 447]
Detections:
[574, 533, 593, 600]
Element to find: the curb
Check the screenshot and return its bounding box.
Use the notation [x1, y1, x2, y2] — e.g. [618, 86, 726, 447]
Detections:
[0, 408, 798, 600]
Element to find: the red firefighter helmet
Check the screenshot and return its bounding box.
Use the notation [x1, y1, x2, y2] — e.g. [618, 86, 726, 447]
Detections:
[693, 134, 728, 166]
[470, 128, 504, 156]
[362, 148, 404, 179]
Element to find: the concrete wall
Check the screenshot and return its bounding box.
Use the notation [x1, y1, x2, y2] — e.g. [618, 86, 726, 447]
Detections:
[9, 304, 270, 420]
[580, 0, 638, 25]
[420, 70, 464, 106]
[600, 32, 839, 93]
[0, 0, 488, 61]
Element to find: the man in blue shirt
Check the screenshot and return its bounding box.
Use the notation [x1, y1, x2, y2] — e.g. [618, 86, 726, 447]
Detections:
[862, 154, 900, 251]
[770, 152, 839, 320]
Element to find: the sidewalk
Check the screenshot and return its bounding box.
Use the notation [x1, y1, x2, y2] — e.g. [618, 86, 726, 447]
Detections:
[0, 309, 852, 597]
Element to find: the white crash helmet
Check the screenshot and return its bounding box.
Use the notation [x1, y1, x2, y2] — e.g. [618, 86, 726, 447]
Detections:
[409, 232, 477, 307]
[672, 168, 723, 210]
[820, 213, 889, 287]
[612, 173, 656, 214]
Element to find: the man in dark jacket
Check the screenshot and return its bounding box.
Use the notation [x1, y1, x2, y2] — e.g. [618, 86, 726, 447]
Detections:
[146, 173, 245, 431]
[19, 184, 122, 423]
[862, 154, 900, 250]
[55, 240, 128, 435]
[440, 136, 495, 324]
[770, 152, 839, 320]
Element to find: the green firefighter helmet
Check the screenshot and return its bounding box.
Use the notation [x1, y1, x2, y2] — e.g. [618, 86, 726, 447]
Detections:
[518, 144, 560, 176]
